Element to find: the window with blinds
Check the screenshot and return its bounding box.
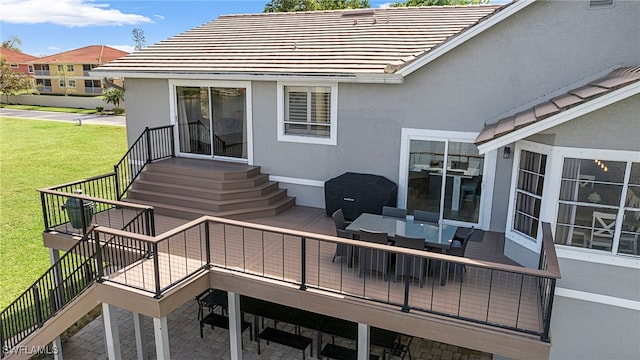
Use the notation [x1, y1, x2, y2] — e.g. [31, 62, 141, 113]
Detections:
[284, 86, 331, 138]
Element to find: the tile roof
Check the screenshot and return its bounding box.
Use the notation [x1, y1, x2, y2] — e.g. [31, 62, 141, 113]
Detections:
[30, 45, 128, 65]
[474, 66, 640, 145]
[0, 48, 38, 63]
[96, 5, 503, 76]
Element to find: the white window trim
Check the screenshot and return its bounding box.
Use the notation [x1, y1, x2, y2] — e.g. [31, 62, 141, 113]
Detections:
[58, 79, 65, 87]
[167, 79, 254, 165]
[548, 145, 640, 260]
[505, 140, 555, 253]
[68, 80, 76, 88]
[277, 81, 338, 146]
[398, 128, 495, 230]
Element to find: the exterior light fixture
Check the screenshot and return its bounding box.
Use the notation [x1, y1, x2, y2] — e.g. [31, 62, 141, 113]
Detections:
[503, 146, 511, 159]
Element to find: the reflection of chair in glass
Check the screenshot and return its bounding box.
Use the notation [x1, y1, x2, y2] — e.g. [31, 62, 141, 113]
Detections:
[393, 235, 428, 287]
[358, 229, 390, 280]
[589, 212, 616, 250]
[331, 209, 352, 263]
[382, 206, 407, 218]
[460, 177, 480, 208]
[413, 210, 438, 224]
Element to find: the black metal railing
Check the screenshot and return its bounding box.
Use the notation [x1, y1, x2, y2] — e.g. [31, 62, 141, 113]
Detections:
[538, 223, 561, 342]
[39, 189, 154, 237]
[0, 217, 156, 358]
[114, 125, 174, 200]
[92, 217, 561, 342]
[1, 229, 98, 357]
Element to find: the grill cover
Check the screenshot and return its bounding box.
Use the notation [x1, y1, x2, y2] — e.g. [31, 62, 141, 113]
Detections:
[324, 172, 398, 221]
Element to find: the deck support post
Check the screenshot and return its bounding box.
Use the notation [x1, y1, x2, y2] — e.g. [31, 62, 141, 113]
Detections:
[102, 303, 122, 360]
[133, 312, 148, 360]
[49, 249, 64, 359]
[228, 291, 243, 360]
[357, 323, 370, 360]
[52, 336, 63, 360]
[153, 316, 170, 360]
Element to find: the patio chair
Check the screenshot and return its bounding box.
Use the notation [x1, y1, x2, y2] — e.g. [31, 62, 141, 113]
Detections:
[382, 206, 407, 219]
[393, 235, 428, 287]
[331, 209, 353, 264]
[388, 334, 413, 360]
[413, 210, 438, 224]
[446, 227, 474, 280]
[358, 229, 390, 280]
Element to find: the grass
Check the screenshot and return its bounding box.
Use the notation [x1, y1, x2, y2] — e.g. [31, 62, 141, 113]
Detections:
[0, 104, 99, 114]
[0, 117, 127, 310]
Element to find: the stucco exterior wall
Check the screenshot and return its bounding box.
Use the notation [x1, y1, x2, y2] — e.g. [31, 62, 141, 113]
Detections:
[124, 78, 171, 145]
[539, 95, 640, 151]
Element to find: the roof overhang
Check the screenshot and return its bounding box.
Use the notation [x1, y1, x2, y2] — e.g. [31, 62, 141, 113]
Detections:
[89, 70, 405, 84]
[396, 0, 536, 76]
[477, 80, 640, 155]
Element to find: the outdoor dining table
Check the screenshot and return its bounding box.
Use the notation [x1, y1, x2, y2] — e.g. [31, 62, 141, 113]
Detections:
[345, 213, 459, 285]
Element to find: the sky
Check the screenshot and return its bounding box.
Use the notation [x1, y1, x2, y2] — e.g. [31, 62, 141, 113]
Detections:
[0, 0, 507, 57]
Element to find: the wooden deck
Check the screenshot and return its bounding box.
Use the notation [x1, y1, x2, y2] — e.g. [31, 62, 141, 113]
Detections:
[87, 205, 542, 337]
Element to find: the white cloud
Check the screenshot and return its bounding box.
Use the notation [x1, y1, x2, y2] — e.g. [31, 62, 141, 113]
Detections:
[378, 2, 393, 8]
[48, 46, 61, 51]
[0, 0, 153, 27]
[153, 14, 166, 20]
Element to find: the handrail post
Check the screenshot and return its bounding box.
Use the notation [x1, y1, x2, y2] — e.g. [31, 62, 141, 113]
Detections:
[33, 285, 44, 328]
[153, 242, 162, 298]
[94, 231, 104, 282]
[299, 237, 307, 291]
[402, 276, 411, 313]
[204, 221, 211, 268]
[541, 278, 556, 342]
[114, 165, 122, 201]
[170, 126, 176, 157]
[145, 127, 152, 164]
[40, 191, 50, 231]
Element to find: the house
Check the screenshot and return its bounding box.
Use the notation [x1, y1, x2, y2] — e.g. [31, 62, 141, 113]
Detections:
[0, 48, 38, 77]
[1, 1, 638, 360]
[27, 45, 127, 96]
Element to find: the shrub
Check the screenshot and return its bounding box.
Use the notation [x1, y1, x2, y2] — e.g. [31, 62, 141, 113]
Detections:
[113, 107, 125, 115]
[95, 106, 104, 112]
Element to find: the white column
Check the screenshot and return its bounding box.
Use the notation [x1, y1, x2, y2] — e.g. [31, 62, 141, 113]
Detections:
[102, 303, 122, 360]
[357, 323, 370, 360]
[52, 336, 63, 360]
[133, 312, 148, 360]
[49, 249, 64, 360]
[227, 291, 243, 360]
[153, 316, 170, 360]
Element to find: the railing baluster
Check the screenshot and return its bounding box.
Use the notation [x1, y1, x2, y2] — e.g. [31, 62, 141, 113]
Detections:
[300, 236, 307, 290]
[153, 242, 161, 298]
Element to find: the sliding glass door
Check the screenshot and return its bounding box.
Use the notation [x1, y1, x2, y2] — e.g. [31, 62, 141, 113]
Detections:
[175, 84, 248, 160]
[406, 139, 484, 224]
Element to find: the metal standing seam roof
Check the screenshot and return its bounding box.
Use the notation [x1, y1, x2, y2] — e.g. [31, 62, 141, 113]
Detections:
[474, 66, 640, 145]
[96, 5, 503, 76]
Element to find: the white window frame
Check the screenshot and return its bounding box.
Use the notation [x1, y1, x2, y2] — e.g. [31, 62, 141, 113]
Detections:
[28, 65, 34, 73]
[398, 128, 496, 230]
[549, 146, 640, 259]
[277, 81, 338, 146]
[58, 79, 65, 87]
[506, 140, 555, 252]
[68, 79, 76, 88]
[167, 79, 254, 165]
[67, 64, 74, 72]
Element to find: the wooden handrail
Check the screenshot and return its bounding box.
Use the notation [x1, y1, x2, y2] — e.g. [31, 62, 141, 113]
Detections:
[39, 189, 153, 210]
[541, 222, 561, 278]
[93, 216, 561, 279]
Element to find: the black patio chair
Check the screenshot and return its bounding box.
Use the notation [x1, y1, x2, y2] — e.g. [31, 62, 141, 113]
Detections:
[382, 206, 407, 219]
[332, 209, 354, 265]
[358, 229, 390, 280]
[393, 235, 428, 287]
[413, 210, 438, 224]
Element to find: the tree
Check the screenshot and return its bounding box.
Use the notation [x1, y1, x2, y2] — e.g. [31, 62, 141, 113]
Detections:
[132, 28, 146, 51]
[264, 0, 369, 12]
[391, 0, 489, 6]
[1, 35, 22, 52]
[0, 57, 33, 103]
[103, 88, 124, 109]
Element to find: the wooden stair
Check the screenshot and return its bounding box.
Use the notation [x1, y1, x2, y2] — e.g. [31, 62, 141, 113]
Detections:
[125, 158, 295, 220]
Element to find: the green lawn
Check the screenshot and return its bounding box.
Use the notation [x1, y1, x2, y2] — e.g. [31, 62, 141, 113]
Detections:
[0, 117, 127, 310]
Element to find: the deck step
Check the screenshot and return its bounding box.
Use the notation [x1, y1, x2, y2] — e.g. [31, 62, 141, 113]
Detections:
[125, 158, 295, 220]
